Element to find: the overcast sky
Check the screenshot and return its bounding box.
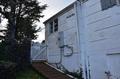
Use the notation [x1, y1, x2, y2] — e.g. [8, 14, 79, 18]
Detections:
[36, 0, 76, 42]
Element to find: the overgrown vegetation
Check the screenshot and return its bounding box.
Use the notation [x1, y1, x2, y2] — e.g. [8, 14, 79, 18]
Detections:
[64, 68, 84, 79]
[0, 41, 8, 61]
[0, 60, 45, 79]
[0, 0, 47, 79]
[0, 61, 16, 79]
[56, 64, 84, 79]
[0, 0, 47, 69]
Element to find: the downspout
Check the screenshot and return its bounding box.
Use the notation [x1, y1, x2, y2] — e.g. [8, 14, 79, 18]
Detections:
[75, 1, 88, 79]
[75, 0, 82, 68]
[75, 1, 81, 55]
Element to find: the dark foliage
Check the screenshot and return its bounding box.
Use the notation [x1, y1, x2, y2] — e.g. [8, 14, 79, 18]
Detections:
[64, 70, 84, 79]
[0, 41, 8, 61]
[0, 61, 16, 79]
[0, 29, 6, 41]
[15, 39, 31, 70]
[56, 64, 84, 79]
[0, 0, 47, 69]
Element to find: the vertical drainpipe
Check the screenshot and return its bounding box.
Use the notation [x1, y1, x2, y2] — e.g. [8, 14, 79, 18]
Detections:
[74, 1, 81, 69]
[75, 1, 88, 79]
[75, 0, 83, 73]
[45, 23, 48, 62]
[44, 23, 49, 62]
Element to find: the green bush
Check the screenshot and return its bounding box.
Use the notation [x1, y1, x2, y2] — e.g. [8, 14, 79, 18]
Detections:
[0, 41, 9, 61]
[0, 61, 16, 79]
[60, 66, 83, 79]
[65, 71, 83, 79]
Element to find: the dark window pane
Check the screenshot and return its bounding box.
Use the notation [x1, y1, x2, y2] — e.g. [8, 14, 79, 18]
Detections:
[54, 19, 58, 32]
[101, 0, 116, 10]
[50, 22, 53, 33]
[110, 0, 116, 6]
[101, 0, 106, 10]
[101, 0, 110, 10]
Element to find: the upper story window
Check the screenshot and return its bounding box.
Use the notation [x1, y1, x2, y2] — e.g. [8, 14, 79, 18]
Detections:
[49, 18, 58, 34]
[50, 22, 53, 33]
[54, 19, 58, 32]
[101, 0, 120, 10]
[77, 0, 88, 3]
[81, 0, 88, 2]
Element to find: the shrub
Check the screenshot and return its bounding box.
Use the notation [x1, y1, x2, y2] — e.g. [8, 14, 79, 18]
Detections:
[64, 68, 84, 79]
[56, 64, 84, 79]
[0, 61, 16, 79]
[0, 41, 9, 61]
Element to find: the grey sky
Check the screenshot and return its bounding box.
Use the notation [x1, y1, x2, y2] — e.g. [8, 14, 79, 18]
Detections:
[36, 0, 76, 42]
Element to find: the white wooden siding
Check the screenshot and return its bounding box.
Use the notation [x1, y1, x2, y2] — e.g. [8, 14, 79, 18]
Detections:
[83, 0, 120, 79]
[45, 3, 81, 71]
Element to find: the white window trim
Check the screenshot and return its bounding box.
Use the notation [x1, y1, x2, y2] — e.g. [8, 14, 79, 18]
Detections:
[49, 19, 58, 35]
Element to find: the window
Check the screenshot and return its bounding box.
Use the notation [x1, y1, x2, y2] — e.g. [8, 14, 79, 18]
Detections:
[50, 22, 53, 33]
[49, 18, 58, 34]
[77, 0, 88, 3]
[54, 19, 58, 32]
[101, 0, 118, 10]
[81, 0, 88, 2]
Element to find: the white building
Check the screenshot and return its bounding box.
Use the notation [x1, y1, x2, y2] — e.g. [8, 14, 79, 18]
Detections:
[83, 0, 120, 79]
[34, 0, 120, 79]
[44, 1, 82, 72]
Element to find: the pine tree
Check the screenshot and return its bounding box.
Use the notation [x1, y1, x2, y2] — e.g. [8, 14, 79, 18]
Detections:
[0, 0, 47, 64]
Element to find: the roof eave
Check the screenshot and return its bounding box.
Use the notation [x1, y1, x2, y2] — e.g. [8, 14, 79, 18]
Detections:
[43, 1, 76, 24]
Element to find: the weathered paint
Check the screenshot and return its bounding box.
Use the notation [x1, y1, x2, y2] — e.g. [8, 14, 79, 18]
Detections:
[83, 0, 120, 79]
[45, 2, 81, 72]
[44, 0, 120, 79]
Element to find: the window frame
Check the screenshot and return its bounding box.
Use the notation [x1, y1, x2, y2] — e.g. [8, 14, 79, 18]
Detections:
[101, 0, 119, 10]
[49, 18, 58, 35]
[54, 19, 58, 32]
[49, 22, 53, 34]
[78, 0, 88, 3]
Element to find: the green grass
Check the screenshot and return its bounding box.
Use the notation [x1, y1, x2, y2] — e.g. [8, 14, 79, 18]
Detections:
[16, 68, 45, 79]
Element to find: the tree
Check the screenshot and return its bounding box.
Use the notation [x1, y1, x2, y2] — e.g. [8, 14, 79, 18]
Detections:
[0, 29, 6, 41]
[0, 0, 47, 63]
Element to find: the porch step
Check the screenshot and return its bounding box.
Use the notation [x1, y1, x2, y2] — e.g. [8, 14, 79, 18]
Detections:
[32, 62, 73, 79]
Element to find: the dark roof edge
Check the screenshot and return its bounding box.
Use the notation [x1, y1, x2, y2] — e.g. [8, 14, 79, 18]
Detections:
[43, 1, 76, 24]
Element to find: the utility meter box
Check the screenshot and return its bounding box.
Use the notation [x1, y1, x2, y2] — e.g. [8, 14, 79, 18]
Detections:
[58, 31, 64, 47]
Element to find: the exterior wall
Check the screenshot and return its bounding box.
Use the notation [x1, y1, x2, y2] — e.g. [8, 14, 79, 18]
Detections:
[82, 0, 120, 79]
[45, 0, 120, 79]
[45, 3, 81, 72]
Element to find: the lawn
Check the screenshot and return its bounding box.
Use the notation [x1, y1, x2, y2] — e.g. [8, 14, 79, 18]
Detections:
[16, 68, 45, 79]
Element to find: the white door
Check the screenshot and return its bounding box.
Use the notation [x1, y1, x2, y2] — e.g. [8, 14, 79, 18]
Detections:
[88, 55, 107, 79]
[107, 53, 120, 79]
[47, 33, 61, 63]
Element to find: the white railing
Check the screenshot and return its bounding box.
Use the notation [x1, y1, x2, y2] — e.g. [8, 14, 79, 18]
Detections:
[31, 45, 47, 61]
